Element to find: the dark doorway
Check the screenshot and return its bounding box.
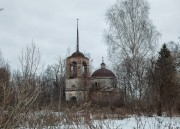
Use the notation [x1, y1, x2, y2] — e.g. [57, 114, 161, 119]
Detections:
[70, 96, 77, 102]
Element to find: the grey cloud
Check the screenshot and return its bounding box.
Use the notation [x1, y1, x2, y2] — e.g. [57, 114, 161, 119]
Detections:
[0, 0, 180, 70]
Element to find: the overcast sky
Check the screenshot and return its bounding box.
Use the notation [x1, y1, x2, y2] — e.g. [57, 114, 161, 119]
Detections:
[0, 0, 180, 71]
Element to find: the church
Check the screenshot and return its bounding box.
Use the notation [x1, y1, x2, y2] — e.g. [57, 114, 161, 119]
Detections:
[65, 20, 123, 106]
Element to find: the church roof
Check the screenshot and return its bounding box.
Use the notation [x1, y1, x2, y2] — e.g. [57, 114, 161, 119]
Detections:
[91, 62, 116, 78]
[67, 51, 87, 59]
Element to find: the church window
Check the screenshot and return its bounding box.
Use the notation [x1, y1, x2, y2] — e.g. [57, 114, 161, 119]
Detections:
[95, 82, 100, 89]
[95, 82, 98, 87]
[70, 61, 77, 78]
[82, 61, 87, 77]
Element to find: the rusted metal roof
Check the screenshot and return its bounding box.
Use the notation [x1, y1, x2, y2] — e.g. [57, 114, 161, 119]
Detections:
[91, 67, 116, 78]
[67, 51, 88, 59]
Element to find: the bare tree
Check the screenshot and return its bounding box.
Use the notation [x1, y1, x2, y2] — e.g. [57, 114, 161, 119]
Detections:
[52, 57, 65, 110]
[19, 42, 41, 81]
[167, 40, 180, 73]
[41, 65, 55, 106]
[0, 51, 10, 106]
[105, 0, 160, 109]
[14, 42, 42, 107]
[41, 57, 65, 110]
[0, 42, 42, 128]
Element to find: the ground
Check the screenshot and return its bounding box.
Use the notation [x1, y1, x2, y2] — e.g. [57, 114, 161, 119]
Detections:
[19, 110, 180, 129]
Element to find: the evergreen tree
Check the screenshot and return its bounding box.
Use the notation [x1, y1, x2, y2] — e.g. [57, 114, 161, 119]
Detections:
[154, 44, 178, 116]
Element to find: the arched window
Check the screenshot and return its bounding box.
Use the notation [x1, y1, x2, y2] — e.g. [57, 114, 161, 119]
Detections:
[95, 82, 98, 88]
[70, 61, 77, 78]
[95, 82, 100, 89]
[82, 61, 87, 77]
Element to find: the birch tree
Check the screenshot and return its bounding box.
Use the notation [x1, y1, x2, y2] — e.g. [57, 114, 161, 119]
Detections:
[105, 0, 160, 108]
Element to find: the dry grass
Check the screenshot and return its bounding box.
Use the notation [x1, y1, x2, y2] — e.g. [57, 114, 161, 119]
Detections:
[1, 103, 180, 129]
[16, 102, 131, 128]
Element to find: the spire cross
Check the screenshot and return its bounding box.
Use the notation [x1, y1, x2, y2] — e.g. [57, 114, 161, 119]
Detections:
[102, 57, 104, 63]
[101, 56, 105, 68]
[76, 19, 79, 52]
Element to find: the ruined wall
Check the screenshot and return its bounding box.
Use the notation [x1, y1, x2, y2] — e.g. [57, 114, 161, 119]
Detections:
[66, 78, 84, 90]
[66, 91, 89, 101]
[89, 89, 124, 107]
[65, 78, 90, 101]
[90, 77, 116, 88]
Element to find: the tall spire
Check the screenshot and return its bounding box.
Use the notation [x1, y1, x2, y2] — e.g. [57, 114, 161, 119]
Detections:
[76, 19, 79, 52]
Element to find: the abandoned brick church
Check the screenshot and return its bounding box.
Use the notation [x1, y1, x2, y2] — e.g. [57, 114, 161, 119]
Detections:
[65, 20, 123, 105]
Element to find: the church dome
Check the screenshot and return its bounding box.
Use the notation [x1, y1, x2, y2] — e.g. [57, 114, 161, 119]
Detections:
[91, 62, 116, 78]
[71, 51, 85, 58]
[67, 51, 88, 59]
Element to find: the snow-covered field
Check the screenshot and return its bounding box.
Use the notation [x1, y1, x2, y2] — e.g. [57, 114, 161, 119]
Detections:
[55, 116, 180, 129]
[15, 110, 180, 129]
[21, 112, 180, 129]
[94, 116, 180, 129]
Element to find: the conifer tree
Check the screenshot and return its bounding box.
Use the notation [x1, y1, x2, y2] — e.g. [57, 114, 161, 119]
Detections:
[154, 44, 178, 116]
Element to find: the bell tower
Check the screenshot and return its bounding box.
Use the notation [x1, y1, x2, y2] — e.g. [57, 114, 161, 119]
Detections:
[65, 19, 89, 101]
